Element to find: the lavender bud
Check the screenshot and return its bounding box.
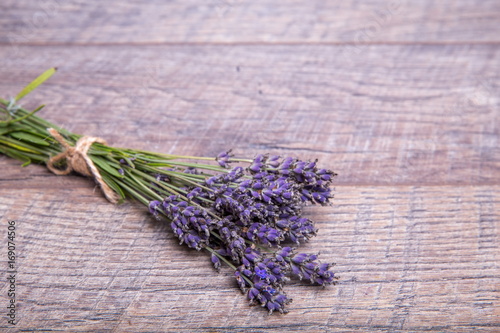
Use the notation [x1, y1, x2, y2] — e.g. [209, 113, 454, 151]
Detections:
[249, 163, 262, 173]
[216, 150, 233, 168]
[211, 253, 222, 271]
[148, 200, 161, 216]
[266, 155, 281, 168]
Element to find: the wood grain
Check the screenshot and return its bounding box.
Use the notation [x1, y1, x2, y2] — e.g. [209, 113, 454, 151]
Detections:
[1, 0, 499, 332]
[1, 0, 500, 44]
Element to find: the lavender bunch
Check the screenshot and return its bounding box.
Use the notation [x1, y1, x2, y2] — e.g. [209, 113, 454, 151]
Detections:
[1, 69, 338, 314]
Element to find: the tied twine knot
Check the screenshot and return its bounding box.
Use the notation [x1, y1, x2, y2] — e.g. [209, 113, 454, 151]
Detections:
[46, 128, 120, 204]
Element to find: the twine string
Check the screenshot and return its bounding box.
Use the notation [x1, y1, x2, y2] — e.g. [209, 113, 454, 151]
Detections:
[46, 128, 120, 204]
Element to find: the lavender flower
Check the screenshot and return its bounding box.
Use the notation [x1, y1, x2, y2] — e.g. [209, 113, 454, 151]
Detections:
[231, 245, 335, 314]
[141, 153, 338, 313]
[235, 247, 292, 314]
[216, 150, 234, 168]
[290, 252, 336, 286]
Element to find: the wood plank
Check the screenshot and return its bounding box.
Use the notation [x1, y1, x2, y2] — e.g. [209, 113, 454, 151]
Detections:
[1, 0, 500, 45]
[0, 185, 498, 331]
[1, 44, 498, 187]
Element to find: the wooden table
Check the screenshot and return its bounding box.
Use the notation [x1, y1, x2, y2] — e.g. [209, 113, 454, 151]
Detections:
[1, 1, 499, 332]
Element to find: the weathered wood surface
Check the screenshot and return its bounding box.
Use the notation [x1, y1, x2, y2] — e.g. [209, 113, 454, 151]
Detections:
[2, 0, 500, 43]
[1, 1, 499, 332]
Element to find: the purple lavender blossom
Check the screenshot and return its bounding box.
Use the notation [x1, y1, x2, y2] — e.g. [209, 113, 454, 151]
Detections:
[248, 154, 266, 173]
[148, 200, 162, 216]
[218, 221, 246, 260]
[276, 216, 317, 244]
[235, 247, 292, 314]
[160, 196, 213, 250]
[290, 252, 336, 286]
[245, 223, 283, 246]
[216, 150, 234, 168]
[247, 281, 291, 314]
[145, 151, 337, 314]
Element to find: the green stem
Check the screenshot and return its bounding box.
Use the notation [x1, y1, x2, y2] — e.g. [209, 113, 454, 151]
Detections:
[123, 169, 164, 201]
[116, 180, 150, 206]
